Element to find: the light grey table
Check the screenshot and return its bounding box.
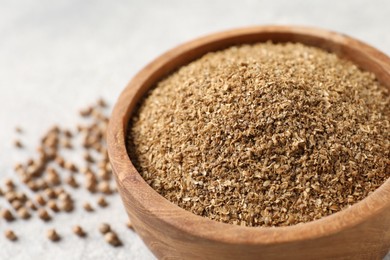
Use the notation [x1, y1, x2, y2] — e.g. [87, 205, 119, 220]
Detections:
[0, 0, 389, 259]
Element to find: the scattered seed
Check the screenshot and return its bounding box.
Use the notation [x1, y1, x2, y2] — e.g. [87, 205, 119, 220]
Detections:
[26, 200, 37, 211]
[99, 223, 111, 234]
[59, 199, 74, 212]
[48, 200, 60, 212]
[47, 229, 60, 242]
[104, 231, 122, 247]
[61, 139, 72, 149]
[17, 207, 31, 219]
[66, 176, 78, 188]
[4, 179, 15, 190]
[1, 208, 15, 222]
[5, 191, 17, 202]
[79, 107, 93, 117]
[65, 162, 77, 172]
[98, 181, 112, 195]
[14, 140, 23, 148]
[84, 152, 94, 163]
[47, 168, 61, 186]
[35, 194, 46, 206]
[11, 200, 23, 210]
[73, 225, 86, 237]
[38, 208, 52, 222]
[63, 129, 73, 138]
[5, 229, 18, 241]
[3, 99, 115, 245]
[83, 202, 94, 212]
[55, 156, 65, 168]
[97, 196, 108, 207]
[97, 98, 107, 108]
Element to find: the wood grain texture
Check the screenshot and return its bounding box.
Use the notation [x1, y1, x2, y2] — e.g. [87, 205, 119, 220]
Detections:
[107, 26, 390, 260]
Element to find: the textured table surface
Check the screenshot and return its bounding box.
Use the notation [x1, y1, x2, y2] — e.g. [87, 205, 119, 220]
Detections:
[0, 0, 389, 259]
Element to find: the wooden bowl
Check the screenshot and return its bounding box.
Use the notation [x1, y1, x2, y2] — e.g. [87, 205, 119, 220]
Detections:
[107, 26, 390, 260]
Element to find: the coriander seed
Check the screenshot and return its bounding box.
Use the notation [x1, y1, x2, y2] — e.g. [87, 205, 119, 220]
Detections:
[47, 229, 60, 242]
[83, 202, 94, 212]
[38, 208, 52, 221]
[97, 196, 108, 207]
[73, 225, 86, 237]
[104, 231, 122, 247]
[1, 208, 15, 222]
[99, 223, 110, 234]
[5, 229, 18, 241]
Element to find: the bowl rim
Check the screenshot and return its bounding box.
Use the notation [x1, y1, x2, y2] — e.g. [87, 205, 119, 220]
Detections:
[107, 25, 390, 245]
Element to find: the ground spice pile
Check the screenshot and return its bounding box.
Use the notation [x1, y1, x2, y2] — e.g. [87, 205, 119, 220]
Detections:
[128, 42, 390, 227]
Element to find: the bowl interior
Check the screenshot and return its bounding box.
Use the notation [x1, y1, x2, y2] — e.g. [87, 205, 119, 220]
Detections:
[108, 26, 390, 245]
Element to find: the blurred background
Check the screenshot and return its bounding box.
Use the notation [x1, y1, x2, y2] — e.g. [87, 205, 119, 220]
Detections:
[0, 0, 389, 259]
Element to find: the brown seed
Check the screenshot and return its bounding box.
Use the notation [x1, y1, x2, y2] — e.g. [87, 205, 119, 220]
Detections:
[45, 188, 57, 199]
[15, 126, 23, 133]
[47, 168, 61, 186]
[14, 163, 23, 173]
[47, 229, 60, 242]
[65, 161, 78, 172]
[104, 231, 122, 247]
[98, 181, 112, 195]
[55, 156, 65, 168]
[83, 202, 94, 212]
[52, 189, 64, 199]
[58, 192, 71, 201]
[61, 139, 73, 149]
[84, 152, 94, 163]
[27, 180, 39, 192]
[26, 200, 37, 211]
[77, 124, 84, 133]
[27, 158, 34, 166]
[35, 194, 46, 206]
[38, 208, 52, 221]
[98, 169, 111, 181]
[20, 173, 31, 184]
[11, 200, 23, 210]
[48, 125, 60, 135]
[1, 208, 15, 222]
[5, 191, 17, 202]
[43, 132, 58, 148]
[63, 129, 73, 138]
[97, 196, 108, 208]
[59, 200, 74, 212]
[66, 175, 79, 188]
[97, 98, 107, 108]
[73, 225, 86, 237]
[14, 139, 23, 148]
[48, 200, 59, 212]
[16, 192, 27, 202]
[5, 230, 18, 241]
[86, 181, 97, 193]
[80, 107, 93, 117]
[4, 179, 15, 190]
[99, 223, 111, 234]
[17, 207, 31, 219]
